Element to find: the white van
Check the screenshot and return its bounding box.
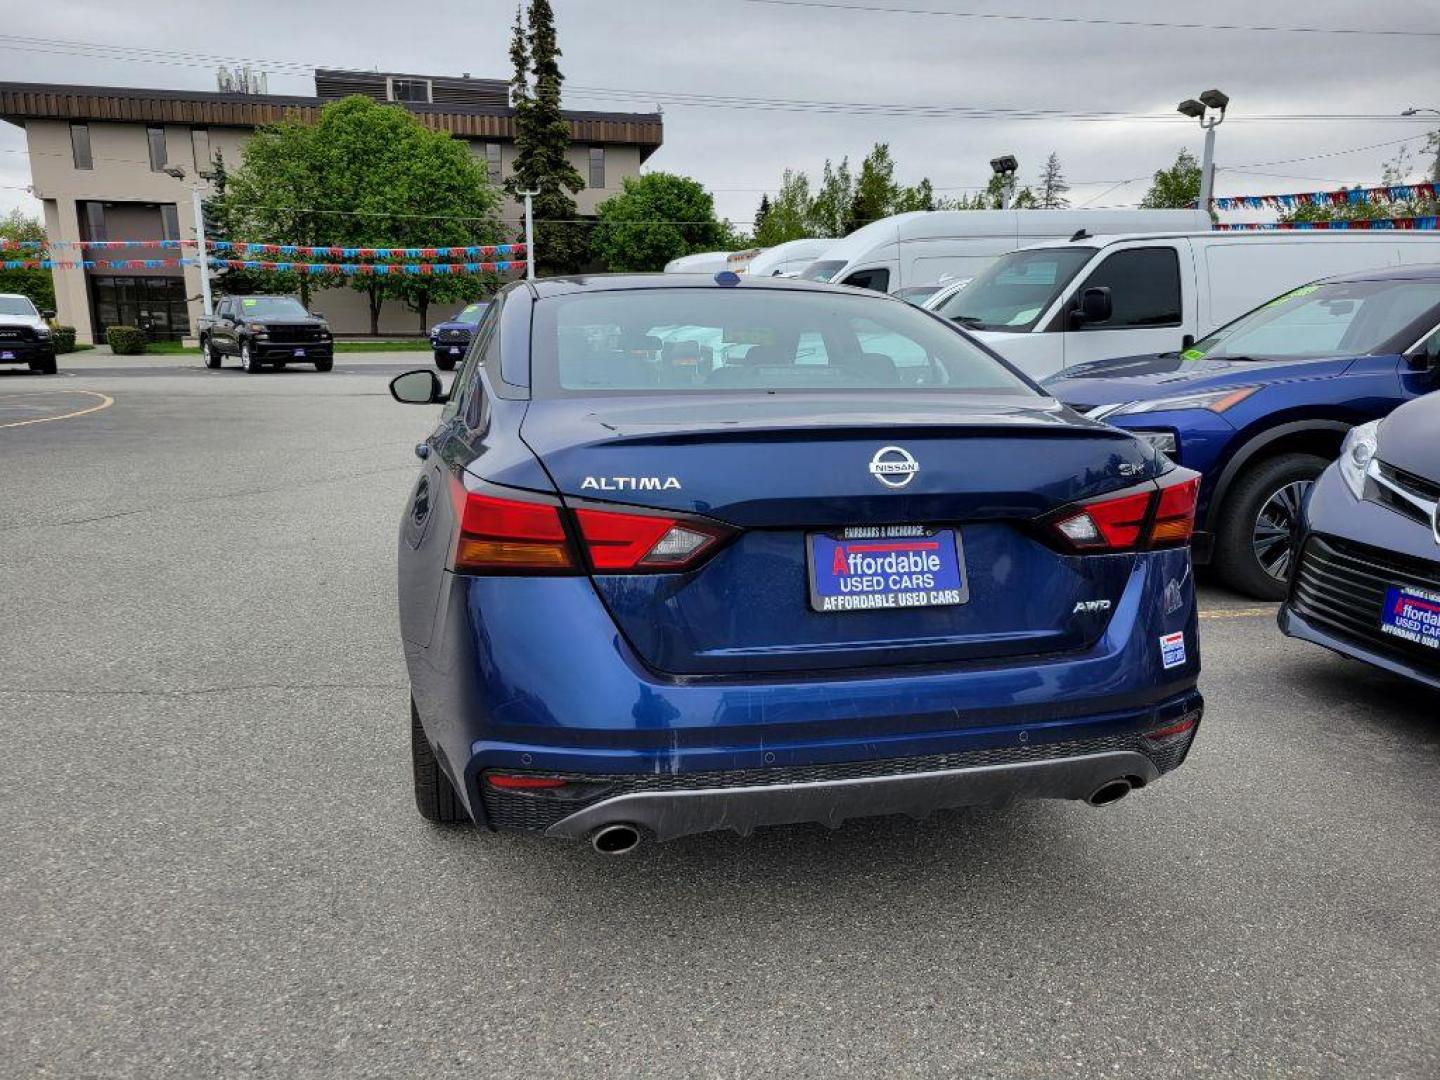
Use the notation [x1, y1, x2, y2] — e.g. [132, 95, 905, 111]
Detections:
[933, 231, 1440, 380]
[663, 251, 733, 273]
[798, 209, 1212, 292]
[744, 238, 834, 278]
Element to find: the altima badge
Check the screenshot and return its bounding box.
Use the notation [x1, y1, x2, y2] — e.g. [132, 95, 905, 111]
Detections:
[869, 446, 919, 489]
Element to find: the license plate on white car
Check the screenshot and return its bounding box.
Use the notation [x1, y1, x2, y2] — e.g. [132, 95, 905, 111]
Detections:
[293, 348, 306, 357]
[806, 525, 969, 613]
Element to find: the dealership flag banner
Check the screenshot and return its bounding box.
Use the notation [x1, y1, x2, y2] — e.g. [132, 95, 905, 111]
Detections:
[1215, 217, 1439, 231]
[1212, 182, 1437, 211]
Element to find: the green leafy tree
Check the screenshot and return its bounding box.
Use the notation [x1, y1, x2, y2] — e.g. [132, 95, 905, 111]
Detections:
[0, 209, 54, 312]
[1037, 151, 1069, 209]
[508, 0, 588, 274]
[1140, 148, 1202, 209]
[893, 177, 938, 213]
[955, 173, 1035, 210]
[808, 157, 854, 238]
[755, 169, 814, 246]
[591, 173, 728, 271]
[847, 143, 900, 233]
[1277, 140, 1440, 224]
[221, 96, 501, 333]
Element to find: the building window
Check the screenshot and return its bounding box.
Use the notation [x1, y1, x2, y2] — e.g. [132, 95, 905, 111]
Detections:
[389, 78, 431, 103]
[190, 127, 211, 173]
[70, 123, 92, 170]
[81, 201, 107, 242]
[589, 146, 605, 189]
[160, 204, 180, 242]
[485, 143, 502, 185]
[146, 126, 167, 172]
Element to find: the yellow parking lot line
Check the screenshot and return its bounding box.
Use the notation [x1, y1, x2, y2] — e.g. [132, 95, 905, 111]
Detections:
[1198, 607, 1278, 619]
[0, 390, 114, 430]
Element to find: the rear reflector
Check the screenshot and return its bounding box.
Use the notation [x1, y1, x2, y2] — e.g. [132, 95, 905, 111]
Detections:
[486, 774, 570, 790]
[1143, 713, 1200, 743]
[453, 488, 577, 573]
[576, 507, 727, 572]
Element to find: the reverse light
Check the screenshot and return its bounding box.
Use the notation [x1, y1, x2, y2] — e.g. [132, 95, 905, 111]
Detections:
[453, 488, 576, 573]
[576, 508, 728, 571]
[1054, 490, 1152, 550]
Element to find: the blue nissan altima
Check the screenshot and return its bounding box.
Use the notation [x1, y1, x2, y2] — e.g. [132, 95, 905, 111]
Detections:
[389, 273, 1205, 852]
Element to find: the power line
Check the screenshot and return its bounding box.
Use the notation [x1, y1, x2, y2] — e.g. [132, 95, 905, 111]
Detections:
[743, 0, 1439, 38]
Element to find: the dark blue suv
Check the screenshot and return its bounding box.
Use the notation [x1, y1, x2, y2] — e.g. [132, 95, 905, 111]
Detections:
[1046, 267, 1440, 599]
[428, 301, 489, 371]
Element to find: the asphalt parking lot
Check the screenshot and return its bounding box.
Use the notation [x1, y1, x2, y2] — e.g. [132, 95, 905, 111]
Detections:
[3, 352, 1438, 1079]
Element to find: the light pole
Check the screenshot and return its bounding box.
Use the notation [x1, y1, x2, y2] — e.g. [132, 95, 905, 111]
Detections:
[519, 188, 539, 280]
[164, 165, 213, 318]
[990, 155, 1019, 210]
[1177, 89, 1228, 210]
[1401, 108, 1440, 183]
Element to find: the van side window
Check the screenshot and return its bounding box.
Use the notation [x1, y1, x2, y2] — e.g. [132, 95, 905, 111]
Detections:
[1076, 248, 1182, 329]
[842, 268, 891, 293]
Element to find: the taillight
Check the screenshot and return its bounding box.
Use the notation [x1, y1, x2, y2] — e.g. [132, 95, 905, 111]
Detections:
[576, 507, 728, 571]
[1047, 469, 1201, 554]
[1149, 474, 1200, 547]
[453, 487, 577, 573]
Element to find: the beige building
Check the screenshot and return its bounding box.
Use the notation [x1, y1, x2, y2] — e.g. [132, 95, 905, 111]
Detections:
[0, 71, 663, 342]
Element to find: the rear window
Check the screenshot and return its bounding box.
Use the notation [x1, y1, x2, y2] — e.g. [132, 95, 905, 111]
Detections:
[531, 287, 1035, 397]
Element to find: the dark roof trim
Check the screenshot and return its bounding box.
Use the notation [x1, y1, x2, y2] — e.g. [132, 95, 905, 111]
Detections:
[0, 80, 663, 152]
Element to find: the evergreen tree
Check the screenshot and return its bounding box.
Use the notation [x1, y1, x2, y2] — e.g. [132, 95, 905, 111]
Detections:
[753, 194, 772, 238]
[1037, 152, 1069, 209]
[507, 0, 587, 274]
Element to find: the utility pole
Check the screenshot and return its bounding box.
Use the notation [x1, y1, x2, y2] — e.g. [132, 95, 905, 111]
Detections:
[520, 189, 539, 280]
[191, 181, 212, 318]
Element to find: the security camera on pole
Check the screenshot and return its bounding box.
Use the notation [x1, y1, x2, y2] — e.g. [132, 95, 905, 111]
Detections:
[1177, 89, 1229, 210]
[990, 155, 1020, 210]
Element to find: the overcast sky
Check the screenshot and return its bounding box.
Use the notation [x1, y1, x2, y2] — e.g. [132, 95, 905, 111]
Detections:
[2, 0, 1437, 228]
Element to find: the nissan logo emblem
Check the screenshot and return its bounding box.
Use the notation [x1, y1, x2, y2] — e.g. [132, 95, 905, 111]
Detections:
[869, 445, 919, 489]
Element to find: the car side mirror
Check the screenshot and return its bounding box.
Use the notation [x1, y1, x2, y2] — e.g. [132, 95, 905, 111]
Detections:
[1406, 336, 1440, 372]
[310, 311, 323, 320]
[40, 309, 56, 320]
[390, 369, 447, 405]
[1072, 286, 1113, 327]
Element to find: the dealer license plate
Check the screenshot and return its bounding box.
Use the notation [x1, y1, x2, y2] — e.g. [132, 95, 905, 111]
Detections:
[449, 346, 461, 355]
[1380, 585, 1440, 651]
[293, 348, 306, 357]
[0, 351, 13, 360]
[807, 525, 968, 613]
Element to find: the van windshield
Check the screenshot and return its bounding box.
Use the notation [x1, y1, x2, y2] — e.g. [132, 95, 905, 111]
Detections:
[1188, 279, 1440, 361]
[797, 260, 846, 283]
[933, 247, 1094, 332]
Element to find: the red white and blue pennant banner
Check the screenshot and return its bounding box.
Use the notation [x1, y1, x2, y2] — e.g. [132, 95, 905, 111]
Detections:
[0, 239, 527, 258]
[2, 258, 206, 269]
[3, 258, 525, 274]
[1215, 217, 1440, 231]
[1213, 182, 1437, 212]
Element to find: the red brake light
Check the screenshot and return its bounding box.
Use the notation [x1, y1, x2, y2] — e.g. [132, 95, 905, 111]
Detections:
[453, 488, 577, 573]
[1053, 490, 1152, 551]
[575, 507, 727, 571]
[1047, 468, 1201, 554]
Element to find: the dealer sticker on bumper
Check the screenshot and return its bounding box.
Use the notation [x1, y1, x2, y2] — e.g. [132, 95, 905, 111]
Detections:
[1160, 631, 1187, 669]
[807, 525, 967, 613]
[1380, 585, 1440, 650]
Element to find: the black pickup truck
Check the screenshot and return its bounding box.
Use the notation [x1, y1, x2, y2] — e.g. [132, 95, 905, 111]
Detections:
[198, 296, 334, 373]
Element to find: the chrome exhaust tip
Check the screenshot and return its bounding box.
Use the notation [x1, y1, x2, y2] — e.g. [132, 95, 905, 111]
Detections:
[590, 823, 643, 855]
[1086, 779, 1133, 807]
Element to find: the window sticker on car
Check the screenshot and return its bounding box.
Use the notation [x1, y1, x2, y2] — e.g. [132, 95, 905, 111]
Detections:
[242, 298, 258, 307]
[1264, 284, 1320, 308]
[1160, 631, 1187, 668]
[1180, 347, 1207, 361]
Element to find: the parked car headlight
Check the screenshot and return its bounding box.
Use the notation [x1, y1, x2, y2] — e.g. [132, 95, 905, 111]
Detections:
[34, 326, 50, 338]
[1133, 430, 1178, 455]
[1108, 386, 1260, 417]
[1338, 420, 1380, 501]
[247, 322, 267, 334]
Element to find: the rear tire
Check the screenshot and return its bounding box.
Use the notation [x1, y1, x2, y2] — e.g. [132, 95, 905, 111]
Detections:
[411, 698, 467, 824]
[435, 354, 456, 372]
[1214, 452, 1328, 600]
[29, 356, 56, 375]
[241, 341, 262, 374]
